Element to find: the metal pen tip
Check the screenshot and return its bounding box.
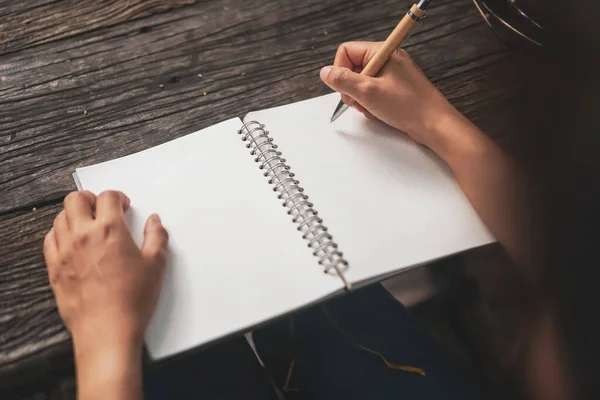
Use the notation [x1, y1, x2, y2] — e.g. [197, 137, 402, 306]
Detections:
[330, 101, 350, 123]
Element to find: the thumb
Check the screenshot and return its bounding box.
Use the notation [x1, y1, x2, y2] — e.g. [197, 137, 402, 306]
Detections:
[141, 214, 169, 264]
[320, 66, 376, 105]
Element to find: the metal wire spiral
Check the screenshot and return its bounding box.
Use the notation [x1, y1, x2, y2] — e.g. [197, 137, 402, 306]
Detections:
[238, 121, 348, 283]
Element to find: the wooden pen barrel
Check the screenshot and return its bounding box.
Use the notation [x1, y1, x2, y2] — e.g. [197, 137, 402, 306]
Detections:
[361, 3, 425, 77]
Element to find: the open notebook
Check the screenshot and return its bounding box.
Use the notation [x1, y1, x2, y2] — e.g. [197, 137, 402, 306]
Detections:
[74, 93, 494, 360]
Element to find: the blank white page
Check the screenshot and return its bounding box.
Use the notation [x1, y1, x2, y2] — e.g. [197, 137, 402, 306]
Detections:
[245, 94, 494, 285]
[75, 118, 343, 360]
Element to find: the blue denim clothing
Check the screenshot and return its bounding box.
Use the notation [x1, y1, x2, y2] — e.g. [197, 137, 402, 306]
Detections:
[144, 284, 485, 399]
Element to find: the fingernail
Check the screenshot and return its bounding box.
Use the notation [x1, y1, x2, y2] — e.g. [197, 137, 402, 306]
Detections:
[320, 66, 333, 82]
[151, 213, 161, 223]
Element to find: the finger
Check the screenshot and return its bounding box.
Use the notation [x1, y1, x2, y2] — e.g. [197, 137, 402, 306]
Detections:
[353, 103, 369, 115]
[320, 66, 378, 106]
[332, 42, 382, 106]
[333, 41, 382, 71]
[353, 103, 377, 120]
[64, 191, 96, 228]
[95, 190, 130, 222]
[141, 214, 169, 264]
[43, 229, 59, 269]
[362, 110, 377, 120]
[53, 211, 68, 249]
[43, 229, 62, 287]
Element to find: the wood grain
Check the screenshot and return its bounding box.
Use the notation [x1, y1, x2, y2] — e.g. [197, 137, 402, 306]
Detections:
[0, 203, 69, 381]
[0, 0, 195, 55]
[0, 0, 525, 379]
[0, 0, 516, 214]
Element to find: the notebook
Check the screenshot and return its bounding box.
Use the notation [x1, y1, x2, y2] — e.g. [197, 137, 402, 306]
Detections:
[74, 93, 494, 360]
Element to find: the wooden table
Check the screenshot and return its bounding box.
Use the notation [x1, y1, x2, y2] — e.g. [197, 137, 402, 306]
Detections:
[0, 0, 525, 388]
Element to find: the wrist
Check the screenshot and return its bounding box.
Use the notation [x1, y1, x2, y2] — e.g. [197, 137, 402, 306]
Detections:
[426, 108, 495, 170]
[74, 335, 143, 400]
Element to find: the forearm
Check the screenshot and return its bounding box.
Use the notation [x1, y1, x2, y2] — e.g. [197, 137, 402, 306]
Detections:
[74, 339, 143, 400]
[429, 110, 534, 272]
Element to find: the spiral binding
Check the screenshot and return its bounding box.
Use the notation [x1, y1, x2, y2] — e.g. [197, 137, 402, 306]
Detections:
[238, 121, 349, 285]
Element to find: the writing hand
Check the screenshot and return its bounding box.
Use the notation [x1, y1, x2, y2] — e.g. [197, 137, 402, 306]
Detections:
[321, 41, 533, 271]
[320, 41, 460, 154]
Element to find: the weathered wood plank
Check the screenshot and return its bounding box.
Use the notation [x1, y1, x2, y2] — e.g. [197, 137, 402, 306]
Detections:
[0, 203, 68, 379]
[0, 0, 515, 215]
[0, 0, 195, 55]
[0, 0, 524, 377]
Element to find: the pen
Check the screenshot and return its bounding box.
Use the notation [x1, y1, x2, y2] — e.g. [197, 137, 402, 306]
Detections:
[330, 0, 431, 123]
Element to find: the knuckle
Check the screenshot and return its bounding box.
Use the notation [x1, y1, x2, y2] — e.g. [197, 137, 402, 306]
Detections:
[148, 247, 167, 263]
[57, 254, 70, 268]
[73, 230, 90, 247]
[98, 190, 119, 202]
[330, 69, 347, 85]
[63, 191, 82, 205]
[359, 80, 379, 99]
[336, 42, 349, 57]
[80, 190, 96, 204]
[53, 211, 65, 228]
[99, 219, 120, 238]
[396, 48, 409, 58]
[393, 48, 411, 63]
